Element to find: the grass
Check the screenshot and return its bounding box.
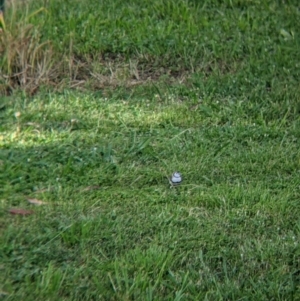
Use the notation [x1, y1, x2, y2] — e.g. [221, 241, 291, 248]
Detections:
[0, 0, 300, 300]
[1, 0, 299, 92]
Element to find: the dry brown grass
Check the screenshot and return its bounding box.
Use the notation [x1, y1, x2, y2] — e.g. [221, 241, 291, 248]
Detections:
[0, 1, 55, 95]
[0, 24, 54, 94]
[0, 0, 190, 96]
[0, 28, 187, 96]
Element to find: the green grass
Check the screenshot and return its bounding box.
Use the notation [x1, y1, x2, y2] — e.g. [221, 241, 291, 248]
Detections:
[1, 0, 299, 91]
[1, 0, 300, 300]
[1, 89, 300, 300]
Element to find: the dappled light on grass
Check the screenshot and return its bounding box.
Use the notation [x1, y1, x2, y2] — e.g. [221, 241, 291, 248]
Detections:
[1, 0, 300, 299]
[1, 88, 299, 299]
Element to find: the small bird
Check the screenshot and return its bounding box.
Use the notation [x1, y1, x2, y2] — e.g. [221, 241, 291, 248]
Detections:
[169, 172, 182, 187]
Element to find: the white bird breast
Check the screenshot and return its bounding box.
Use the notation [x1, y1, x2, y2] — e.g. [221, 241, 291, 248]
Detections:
[171, 172, 182, 184]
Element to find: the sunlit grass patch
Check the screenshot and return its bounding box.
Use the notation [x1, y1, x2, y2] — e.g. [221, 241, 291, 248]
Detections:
[0, 0, 300, 299]
[1, 88, 299, 299]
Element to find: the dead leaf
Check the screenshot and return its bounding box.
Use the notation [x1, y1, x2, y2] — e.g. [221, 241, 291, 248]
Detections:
[27, 198, 47, 205]
[82, 185, 101, 191]
[9, 208, 34, 216]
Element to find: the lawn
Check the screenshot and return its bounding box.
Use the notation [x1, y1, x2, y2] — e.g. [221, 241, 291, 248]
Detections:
[0, 0, 300, 300]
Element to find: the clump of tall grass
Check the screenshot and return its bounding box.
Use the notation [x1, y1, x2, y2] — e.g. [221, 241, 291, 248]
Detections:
[0, 1, 53, 95]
